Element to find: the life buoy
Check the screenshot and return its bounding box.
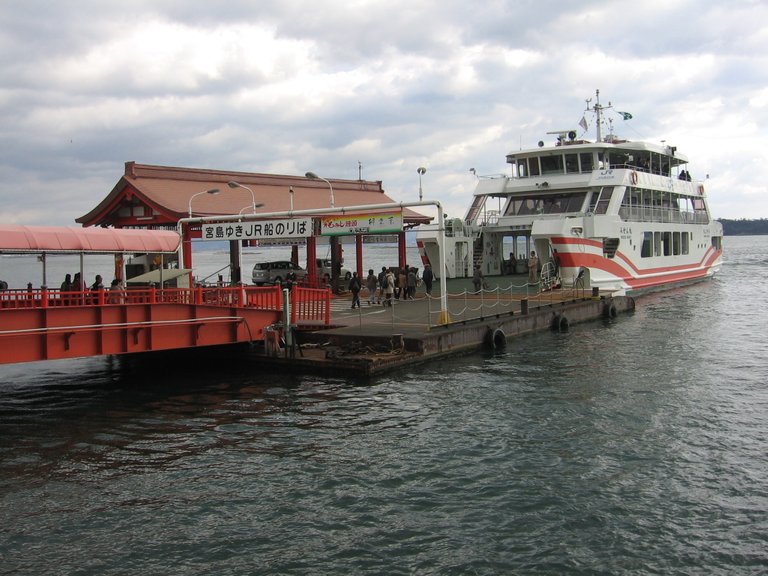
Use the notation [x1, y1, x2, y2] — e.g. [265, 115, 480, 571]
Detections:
[630, 170, 638, 185]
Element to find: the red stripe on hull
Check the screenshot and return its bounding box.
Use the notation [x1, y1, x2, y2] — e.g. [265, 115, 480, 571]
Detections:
[552, 237, 722, 290]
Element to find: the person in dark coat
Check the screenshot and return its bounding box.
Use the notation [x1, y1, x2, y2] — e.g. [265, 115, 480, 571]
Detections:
[348, 272, 362, 309]
[422, 264, 434, 295]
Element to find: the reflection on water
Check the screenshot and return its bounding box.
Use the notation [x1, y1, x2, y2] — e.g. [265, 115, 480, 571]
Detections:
[0, 237, 767, 574]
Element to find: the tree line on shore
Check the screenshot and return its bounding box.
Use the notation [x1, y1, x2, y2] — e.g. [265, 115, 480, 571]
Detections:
[718, 218, 768, 235]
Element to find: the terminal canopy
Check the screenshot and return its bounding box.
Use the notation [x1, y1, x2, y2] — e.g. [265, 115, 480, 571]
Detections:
[0, 225, 181, 254]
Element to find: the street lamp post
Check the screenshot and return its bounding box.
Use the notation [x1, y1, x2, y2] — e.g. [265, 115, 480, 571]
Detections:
[417, 167, 426, 202]
[305, 172, 335, 208]
[305, 171, 338, 292]
[228, 181, 260, 214]
[188, 188, 220, 218]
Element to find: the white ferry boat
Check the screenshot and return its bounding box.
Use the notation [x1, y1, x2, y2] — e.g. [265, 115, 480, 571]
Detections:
[417, 91, 723, 295]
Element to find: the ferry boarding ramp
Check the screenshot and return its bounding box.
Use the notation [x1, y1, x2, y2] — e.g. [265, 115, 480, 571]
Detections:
[0, 225, 330, 365]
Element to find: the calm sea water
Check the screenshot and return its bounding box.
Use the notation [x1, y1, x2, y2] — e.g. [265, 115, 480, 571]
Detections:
[1, 237, 766, 575]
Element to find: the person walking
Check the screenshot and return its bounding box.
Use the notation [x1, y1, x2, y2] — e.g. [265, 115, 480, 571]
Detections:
[365, 269, 377, 305]
[348, 272, 362, 309]
[422, 263, 434, 295]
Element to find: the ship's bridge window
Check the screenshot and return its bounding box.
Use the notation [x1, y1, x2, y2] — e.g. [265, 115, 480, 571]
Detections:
[529, 157, 540, 176]
[541, 154, 564, 175]
[580, 152, 594, 173]
[516, 159, 527, 178]
[565, 154, 579, 174]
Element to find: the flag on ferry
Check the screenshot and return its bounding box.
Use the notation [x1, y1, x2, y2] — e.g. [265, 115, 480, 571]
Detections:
[617, 111, 633, 120]
[579, 116, 588, 131]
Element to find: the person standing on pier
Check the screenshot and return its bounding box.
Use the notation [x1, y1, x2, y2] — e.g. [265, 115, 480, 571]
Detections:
[406, 267, 417, 299]
[528, 251, 539, 285]
[384, 268, 395, 306]
[422, 264, 434, 295]
[366, 269, 377, 305]
[377, 267, 387, 304]
[472, 265, 483, 292]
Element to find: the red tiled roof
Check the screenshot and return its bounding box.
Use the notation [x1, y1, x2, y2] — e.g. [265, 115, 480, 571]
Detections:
[77, 162, 431, 227]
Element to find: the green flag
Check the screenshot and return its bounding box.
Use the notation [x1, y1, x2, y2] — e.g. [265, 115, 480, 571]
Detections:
[618, 111, 633, 120]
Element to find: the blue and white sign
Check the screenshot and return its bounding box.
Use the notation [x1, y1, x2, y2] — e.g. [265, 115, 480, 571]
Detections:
[201, 218, 312, 241]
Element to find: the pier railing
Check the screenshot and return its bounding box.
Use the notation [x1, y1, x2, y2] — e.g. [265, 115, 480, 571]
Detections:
[420, 278, 589, 327]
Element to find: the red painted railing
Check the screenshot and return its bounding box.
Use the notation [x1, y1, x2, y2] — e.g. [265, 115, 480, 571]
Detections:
[0, 284, 331, 325]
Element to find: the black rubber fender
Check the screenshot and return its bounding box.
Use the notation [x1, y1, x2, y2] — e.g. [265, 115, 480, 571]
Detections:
[487, 327, 507, 349]
[603, 301, 618, 319]
[551, 313, 570, 332]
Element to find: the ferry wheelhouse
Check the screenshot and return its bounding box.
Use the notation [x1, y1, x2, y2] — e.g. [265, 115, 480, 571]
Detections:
[417, 92, 723, 295]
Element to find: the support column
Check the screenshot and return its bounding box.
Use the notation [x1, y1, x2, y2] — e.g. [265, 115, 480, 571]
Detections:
[306, 235, 318, 287]
[355, 234, 364, 278]
[397, 231, 407, 270]
[230, 240, 242, 285]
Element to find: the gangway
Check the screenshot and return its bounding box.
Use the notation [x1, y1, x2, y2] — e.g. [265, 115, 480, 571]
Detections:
[0, 284, 330, 365]
[0, 224, 331, 365]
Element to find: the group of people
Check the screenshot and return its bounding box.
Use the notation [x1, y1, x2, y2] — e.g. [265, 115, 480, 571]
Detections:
[60, 273, 123, 303]
[347, 264, 434, 309]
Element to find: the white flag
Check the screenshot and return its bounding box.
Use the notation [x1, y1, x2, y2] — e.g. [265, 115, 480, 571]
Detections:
[579, 116, 588, 131]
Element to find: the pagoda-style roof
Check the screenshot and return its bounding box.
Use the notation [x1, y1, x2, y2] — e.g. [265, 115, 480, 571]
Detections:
[77, 162, 431, 228]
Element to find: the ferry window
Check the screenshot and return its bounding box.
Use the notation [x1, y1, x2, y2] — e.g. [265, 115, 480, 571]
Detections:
[662, 232, 672, 256]
[635, 153, 651, 172]
[594, 187, 614, 214]
[516, 159, 527, 178]
[588, 191, 599, 213]
[682, 233, 689, 254]
[541, 154, 563, 175]
[580, 153, 594, 173]
[654, 231, 661, 256]
[566, 192, 587, 212]
[641, 232, 653, 257]
[529, 157, 541, 176]
[609, 151, 630, 168]
[517, 198, 538, 215]
[712, 236, 722, 250]
[673, 232, 681, 255]
[565, 154, 579, 174]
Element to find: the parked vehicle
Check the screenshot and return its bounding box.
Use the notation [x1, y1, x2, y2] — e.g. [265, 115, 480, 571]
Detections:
[251, 261, 307, 286]
[316, 258, 351, 282]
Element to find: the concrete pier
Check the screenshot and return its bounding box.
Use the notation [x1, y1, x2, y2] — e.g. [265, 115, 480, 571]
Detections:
[258, 279, 635, 377]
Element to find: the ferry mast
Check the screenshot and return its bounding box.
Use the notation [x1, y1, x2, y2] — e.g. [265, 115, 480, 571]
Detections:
[587, 89, 613, 143]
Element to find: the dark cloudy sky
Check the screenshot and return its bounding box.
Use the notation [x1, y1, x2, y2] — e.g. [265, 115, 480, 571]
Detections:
[1, 0, 766, 226]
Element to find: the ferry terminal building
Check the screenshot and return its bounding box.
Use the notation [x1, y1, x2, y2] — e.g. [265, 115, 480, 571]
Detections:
[77, 162, 431, 288]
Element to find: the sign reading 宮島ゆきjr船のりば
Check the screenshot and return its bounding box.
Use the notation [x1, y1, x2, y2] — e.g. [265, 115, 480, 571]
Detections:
[201, 218, 312, 241]
[321, 213, 403, 236]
